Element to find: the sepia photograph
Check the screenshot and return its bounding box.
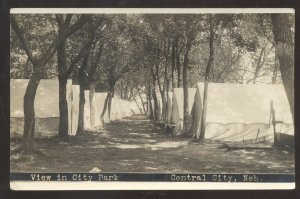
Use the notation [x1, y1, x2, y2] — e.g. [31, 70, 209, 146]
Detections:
[9, 8, 295, 190]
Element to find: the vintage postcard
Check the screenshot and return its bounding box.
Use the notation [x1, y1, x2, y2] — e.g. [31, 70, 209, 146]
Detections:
[9, 8, 295, 190]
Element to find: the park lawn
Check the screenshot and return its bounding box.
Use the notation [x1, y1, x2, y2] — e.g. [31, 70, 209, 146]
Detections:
[10, 115, 294, 174]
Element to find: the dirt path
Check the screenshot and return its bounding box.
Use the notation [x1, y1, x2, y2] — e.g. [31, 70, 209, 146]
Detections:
[11, 115, 294, 173]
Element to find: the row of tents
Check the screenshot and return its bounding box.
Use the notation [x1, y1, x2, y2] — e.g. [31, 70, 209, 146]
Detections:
[10, 79, 140, 137]
[148, 82, 294, 146]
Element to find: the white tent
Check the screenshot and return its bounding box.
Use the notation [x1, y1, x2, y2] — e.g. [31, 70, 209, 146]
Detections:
[85, 90, 110, 129]
[10, 79, 72, 137]
[190, 82, 294, 144]
[89, 91, 96, 129]
[84, 90, 91, 130]
[110, 97, 122, 120]
[171, 88, 196, 135]
[87, 93, 134, 124]
[123, 99, 133, 116]
[110, 97, 134, 120]
[161, 92, 167, 121]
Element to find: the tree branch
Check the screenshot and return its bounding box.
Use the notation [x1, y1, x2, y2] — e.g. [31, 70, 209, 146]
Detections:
[55, 14, 63, 27]
[64, 14, 73, 26]
[10, 15, 36, 65]
[62, 42, 93, 79]
[41, 15, 90, 66]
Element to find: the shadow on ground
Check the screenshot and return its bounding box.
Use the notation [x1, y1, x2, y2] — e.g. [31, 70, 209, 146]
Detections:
[10, 115, 294, 173]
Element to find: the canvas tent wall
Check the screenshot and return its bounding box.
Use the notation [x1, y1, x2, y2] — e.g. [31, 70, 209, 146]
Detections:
[110, 97, 122, 120]
[84, 90, 92, 130]
[83, 93, 134, 126]
[110, 97, 133, 121]
[171, 88, 196, 135]
[190, 82, 294, 145]
[10, 79, 72, 137]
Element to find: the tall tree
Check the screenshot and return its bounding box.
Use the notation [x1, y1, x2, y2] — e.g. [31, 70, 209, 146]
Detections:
[89, 41, 105, 128]
[55, 14, 91, 139]
[87, 17, 109, 128]
[271, 14, 294, 121]
[76, 52, 90, 136]
[182, 17, 199, 135]
[75, 20, 102, 135]
[99, 15, 142, 122]
[11, 14, 88, 154]
[199, 15, 217, 141]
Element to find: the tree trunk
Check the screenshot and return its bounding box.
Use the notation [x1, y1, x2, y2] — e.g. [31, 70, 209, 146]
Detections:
[182, 40, 192, 135]
[150, 64, 160, 120]
[11, 14, 89, 152]
[199, 18, 215, 141]
[22, 73, 40, 154]
[55, 17, 90, 138]
[152, 88, 159, 120]
[76, 53, 90, 136]
[133, 97, 143, 114]
[166, 79, 170, 123]
[155, 42, 164, 99]
[272, 53, 279, 84]
[155, 63, 164, 100]
[100, 80, 115, 122]
[199, 82, 208, 140]
[253, 47, 265, 84]
[147, 83, 154, 119]
[24, 58, 31, 78]
[138, 91, 147, 113]
[58, 78, 69, 138]
[57, 34, 70, 138]
[76, 82, 85, 136]
[107, 96, 112, 120]
[165, 79, 170, 122]
[100, 92, 110, 123]
[107, 88, 114, 120]
[89, 81, 96, 128]
[175, 40, 181, 88]
[76, 68, 85, 136]
[171, 40, 176, 89]
[162, 39, 171, 121]
[271, 14, 294, 122]
[145, 96, 148, 114]
[88, 44, 104, 127]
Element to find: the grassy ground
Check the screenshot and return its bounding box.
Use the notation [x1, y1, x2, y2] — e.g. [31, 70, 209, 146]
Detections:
[10, 115, 294, 173]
